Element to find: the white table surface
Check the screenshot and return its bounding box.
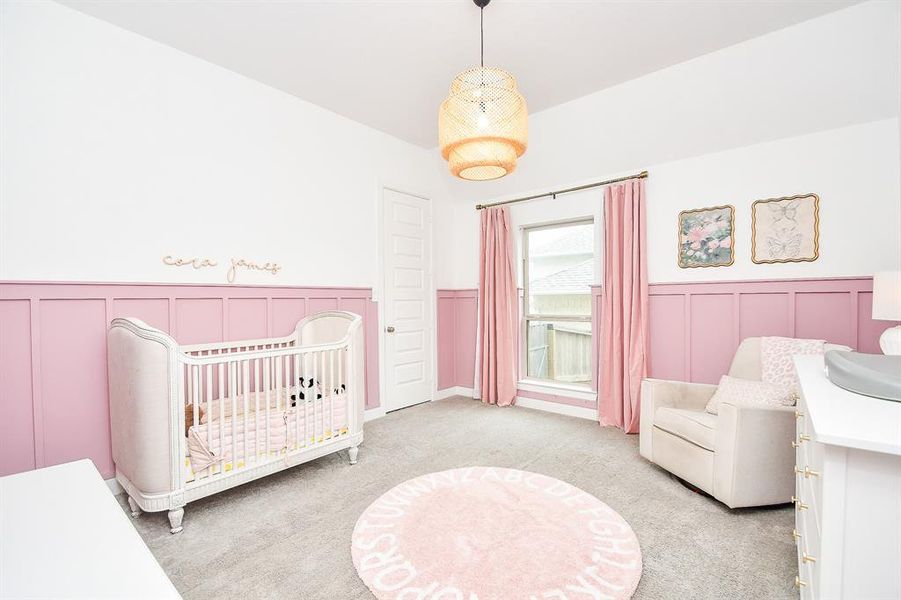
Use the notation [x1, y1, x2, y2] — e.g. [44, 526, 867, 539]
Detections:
[0, 459, 180, 599]
[795, 354, 901, 456]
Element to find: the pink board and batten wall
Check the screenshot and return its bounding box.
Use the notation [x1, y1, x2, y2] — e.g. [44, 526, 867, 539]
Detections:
[438, 277, 896, 404]
[436, 289, 478, 390]
[0, 281, 379, 479]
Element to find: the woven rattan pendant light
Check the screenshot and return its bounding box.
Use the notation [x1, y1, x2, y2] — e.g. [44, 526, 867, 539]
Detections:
[439, 0, 528, 181]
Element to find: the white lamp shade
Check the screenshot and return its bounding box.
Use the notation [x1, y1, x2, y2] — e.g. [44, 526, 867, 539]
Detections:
[872, 271, 901, 321]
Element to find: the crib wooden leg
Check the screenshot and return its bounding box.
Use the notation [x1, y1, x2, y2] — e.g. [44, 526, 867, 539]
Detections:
[168, 508, 184, 534]
[348, 445, 359, 465]
[127, 496, 141, 518]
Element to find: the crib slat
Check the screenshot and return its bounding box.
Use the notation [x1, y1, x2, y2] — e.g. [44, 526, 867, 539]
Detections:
[264, 356, 271, 457]
[218, 363, 225, 476]
[192, 365, 200, 431]
[339, 348, 345, 436]
[242, 359, 249, 470]
[205, 364, 212, 476]
[319, 349, 326, 442]
[254, 358, 261, 462]
[294, 354, 309, 448]
[329, 349, 335, 439]
[304, 351, 311, 447]
[229, 360, 237, 472]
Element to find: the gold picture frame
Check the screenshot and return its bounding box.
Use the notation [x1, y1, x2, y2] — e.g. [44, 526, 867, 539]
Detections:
[677, 205, 735, 268]
[751, 194, 819, 264]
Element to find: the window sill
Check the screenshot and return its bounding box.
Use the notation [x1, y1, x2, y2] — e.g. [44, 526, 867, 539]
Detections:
[517, 379, 597, 402]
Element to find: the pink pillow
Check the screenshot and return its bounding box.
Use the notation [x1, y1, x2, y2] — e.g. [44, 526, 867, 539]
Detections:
[705, 375, 795, 415]
[760, 336, 824, 395]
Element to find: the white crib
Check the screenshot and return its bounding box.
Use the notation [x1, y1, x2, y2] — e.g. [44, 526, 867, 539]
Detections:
[107, 311, 364, 533]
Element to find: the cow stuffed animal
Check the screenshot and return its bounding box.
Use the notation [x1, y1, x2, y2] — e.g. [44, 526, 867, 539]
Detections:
[290, 377, 322, 406]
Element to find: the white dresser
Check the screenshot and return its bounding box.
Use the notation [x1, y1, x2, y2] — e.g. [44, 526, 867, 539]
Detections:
[793, 356, 901, 599]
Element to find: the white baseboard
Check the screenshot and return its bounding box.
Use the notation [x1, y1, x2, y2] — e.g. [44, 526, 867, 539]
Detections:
[106, 476, 124, 496]
[436, 386, 475, 400]
[364, 406, 387, 422]
[515, 396, 597, 420]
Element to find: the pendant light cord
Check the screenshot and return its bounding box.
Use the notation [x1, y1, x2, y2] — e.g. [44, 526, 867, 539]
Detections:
[480, 7, 484, 67]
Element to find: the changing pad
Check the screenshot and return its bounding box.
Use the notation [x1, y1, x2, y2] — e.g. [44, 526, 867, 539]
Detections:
[824, 350, 901, 402]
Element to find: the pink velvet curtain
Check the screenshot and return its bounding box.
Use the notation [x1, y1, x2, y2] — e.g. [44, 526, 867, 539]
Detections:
[478, 206, 518, 406]
[599, 179, 649, 432]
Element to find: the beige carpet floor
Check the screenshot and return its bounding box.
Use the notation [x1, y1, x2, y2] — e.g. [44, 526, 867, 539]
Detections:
[121, 396, 798, 599]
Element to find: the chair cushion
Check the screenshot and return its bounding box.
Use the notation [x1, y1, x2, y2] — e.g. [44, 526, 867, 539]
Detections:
[704, 375, 794, 415]
[653, 407, 717, 451]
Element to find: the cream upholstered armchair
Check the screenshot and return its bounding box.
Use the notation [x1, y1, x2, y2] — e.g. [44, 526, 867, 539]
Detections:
[639, 337, 849, 508]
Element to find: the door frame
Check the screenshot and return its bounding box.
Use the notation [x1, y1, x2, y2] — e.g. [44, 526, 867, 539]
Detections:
[376, 184, 436, 414]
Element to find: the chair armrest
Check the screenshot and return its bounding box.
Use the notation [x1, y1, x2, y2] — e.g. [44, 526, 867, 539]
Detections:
[639, 378, 718, 460]
[713, 402, 796, 508]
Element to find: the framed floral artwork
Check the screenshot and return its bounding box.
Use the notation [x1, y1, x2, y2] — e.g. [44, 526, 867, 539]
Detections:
[678, 205, 734, 268]
[751, 194, 819, 264]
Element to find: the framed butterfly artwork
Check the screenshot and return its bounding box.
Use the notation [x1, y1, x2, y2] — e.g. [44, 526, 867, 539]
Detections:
[751, 194, 819, 264]
[677, 205, 735, 268]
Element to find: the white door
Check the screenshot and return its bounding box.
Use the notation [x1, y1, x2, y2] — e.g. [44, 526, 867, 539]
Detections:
[382, 188, 433, 412]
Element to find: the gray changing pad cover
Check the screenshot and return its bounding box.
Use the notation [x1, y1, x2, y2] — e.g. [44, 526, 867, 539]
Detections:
[824, 350, 901, 402]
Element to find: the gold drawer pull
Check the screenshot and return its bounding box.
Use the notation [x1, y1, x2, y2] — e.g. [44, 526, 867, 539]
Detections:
[799, 434, 811, 442]
[795, 465, 820, 478]
[795, 410, 804, 419]
[802, 552, 817, 564]
[792, 529, 802, 542]
[791, 440, 800, 448]
[792, 496, 809, 510]
[795, 576, 808, 588]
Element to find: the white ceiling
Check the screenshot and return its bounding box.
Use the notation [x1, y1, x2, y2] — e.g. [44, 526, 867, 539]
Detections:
[59, 0, 859, 149]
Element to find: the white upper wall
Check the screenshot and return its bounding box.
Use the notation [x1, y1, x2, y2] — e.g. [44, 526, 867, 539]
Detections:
[445, 120, 900, 288]
[0, 0, 449, 290]
[438, 1, 901, 288]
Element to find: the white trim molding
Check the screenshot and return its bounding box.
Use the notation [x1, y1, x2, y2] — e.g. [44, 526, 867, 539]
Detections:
[515, 395, 598, 420]
[517, 380, 597, 402]
[436, 386, 476, 400]
[364, 406, 387, 422]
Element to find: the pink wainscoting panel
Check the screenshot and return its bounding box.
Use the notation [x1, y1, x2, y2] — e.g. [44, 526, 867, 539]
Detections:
[308, 297, 339, 315]
[739, 293, 791, 340]
[453, 293, 478, 388]
[0, 300, 35, 475]
[39, 299, 112, 475]
[0, 282, 379, 478]
[228, 298, 268, 341]
[436, 289, 478, 390]
[689, 294, 735, 384]
[437, 292, 456, 390]
[111, 298, 169, 332]
[439, 277, 897, 407]
[175, 298, 224, 345]
[795, 292, 853, 348]
[856, 292, 885, 354]
[271, 297, 306, 336]
[647, 277, 896, 383]
[364, 300, 380, 411]
[646, 294, 685, 381]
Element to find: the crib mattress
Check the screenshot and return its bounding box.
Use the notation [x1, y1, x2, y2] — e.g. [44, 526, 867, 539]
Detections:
[186, 395, 349, 478]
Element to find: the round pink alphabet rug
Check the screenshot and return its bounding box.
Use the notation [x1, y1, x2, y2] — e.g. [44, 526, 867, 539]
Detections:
[351, 467, 642, 599]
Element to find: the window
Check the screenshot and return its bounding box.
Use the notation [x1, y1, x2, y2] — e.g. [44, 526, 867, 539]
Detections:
[523, 219, 594, 387]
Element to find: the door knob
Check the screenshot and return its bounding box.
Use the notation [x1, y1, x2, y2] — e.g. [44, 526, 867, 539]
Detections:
[386, 326, 395, 333]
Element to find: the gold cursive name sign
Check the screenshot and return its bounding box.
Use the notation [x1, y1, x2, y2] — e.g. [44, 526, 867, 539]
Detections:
[162, 255, 218, 269]
[227, 258, 282, 283]
[163, 255, 282, 283]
